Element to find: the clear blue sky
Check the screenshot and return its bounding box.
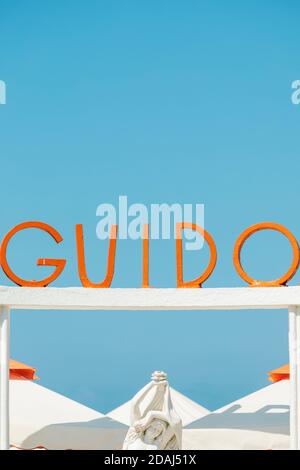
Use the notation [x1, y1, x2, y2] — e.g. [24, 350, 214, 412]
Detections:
[1, 0, 300, 412]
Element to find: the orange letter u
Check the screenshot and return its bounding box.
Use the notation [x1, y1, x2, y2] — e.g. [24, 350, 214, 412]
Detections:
[76, 224, 117, 288]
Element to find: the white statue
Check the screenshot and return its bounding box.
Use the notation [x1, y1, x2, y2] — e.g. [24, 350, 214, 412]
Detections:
[123, 371, 182, 450]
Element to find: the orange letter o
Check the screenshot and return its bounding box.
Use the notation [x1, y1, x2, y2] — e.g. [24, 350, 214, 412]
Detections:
[233, 222, 300, 287]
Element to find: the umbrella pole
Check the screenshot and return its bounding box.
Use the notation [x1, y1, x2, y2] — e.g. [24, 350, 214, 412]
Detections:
[0, 306, 10, 450]
[289, 305, 300, 450]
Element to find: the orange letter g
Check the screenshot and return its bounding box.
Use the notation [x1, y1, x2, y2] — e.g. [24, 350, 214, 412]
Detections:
[0, 221, 66, 287]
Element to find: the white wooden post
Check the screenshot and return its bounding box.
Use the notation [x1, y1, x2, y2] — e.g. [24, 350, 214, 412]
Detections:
[0, 306, 10, 450]
[288, 305, 300, 450]
[297, 306, 300, 450]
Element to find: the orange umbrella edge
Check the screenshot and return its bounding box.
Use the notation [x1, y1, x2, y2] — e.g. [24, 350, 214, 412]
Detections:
[9, 359, 38, 381]
[268, 364, 290, 383]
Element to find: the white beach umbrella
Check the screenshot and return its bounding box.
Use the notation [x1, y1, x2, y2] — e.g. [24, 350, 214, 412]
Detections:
[183, 379, 289, 450]
[10, 380, 128, 450]
[107, 387, 210, 427]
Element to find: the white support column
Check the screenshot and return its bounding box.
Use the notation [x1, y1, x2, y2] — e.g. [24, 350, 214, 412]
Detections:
[288, 305, 300, 450]
[297, 306, 300, 450]
[0, 306, 10, 450]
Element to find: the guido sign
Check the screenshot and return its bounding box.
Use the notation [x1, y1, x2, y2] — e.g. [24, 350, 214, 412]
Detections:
[0, 221, 299, 289]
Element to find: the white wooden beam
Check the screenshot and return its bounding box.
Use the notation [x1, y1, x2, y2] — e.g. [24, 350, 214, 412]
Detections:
[0, 285, 300, 311]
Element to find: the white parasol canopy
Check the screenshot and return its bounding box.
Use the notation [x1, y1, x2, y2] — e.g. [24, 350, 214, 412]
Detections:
[183, 380, 289, 450]
[107, 387, 210, 428]
[10, 380, 127, 450]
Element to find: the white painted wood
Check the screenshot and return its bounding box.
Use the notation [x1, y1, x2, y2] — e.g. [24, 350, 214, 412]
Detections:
[0, 306, 10, 450]
[0, 285, 300, 311]
[289, 306, 298, 449]
[297, 306, 300, 450]
[0, 285, 298, 450]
